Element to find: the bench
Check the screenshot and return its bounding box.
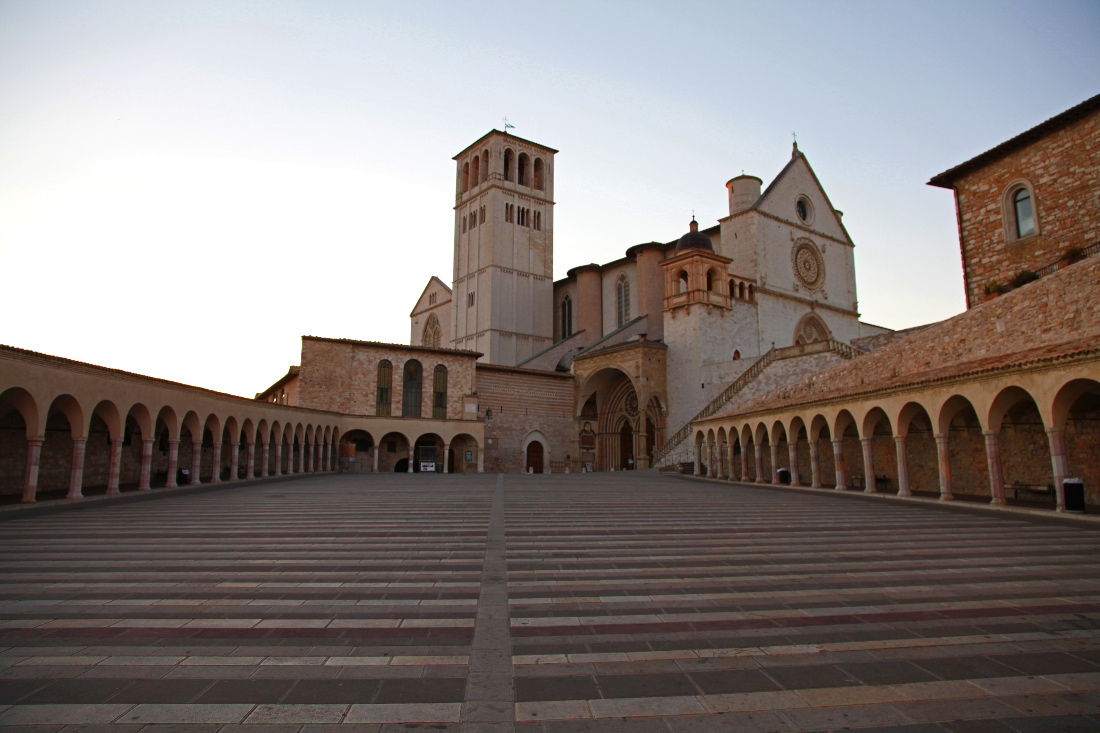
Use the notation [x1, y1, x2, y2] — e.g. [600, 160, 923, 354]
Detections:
[849, 475, 865, 490]
[1009, 483, 1054, 502]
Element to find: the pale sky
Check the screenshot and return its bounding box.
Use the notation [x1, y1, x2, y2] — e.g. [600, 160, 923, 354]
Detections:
[2, 1, 1098, 398]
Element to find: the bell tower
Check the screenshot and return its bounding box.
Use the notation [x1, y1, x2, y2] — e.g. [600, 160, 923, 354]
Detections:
[450, 131, 557, 365]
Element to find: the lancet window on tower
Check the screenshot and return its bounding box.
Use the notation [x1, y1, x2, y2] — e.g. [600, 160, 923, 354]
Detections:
[616, 275, 631, 327]
[503, 148, 513, 181]
[533, 158, 544, 190]
[518, 152, 529, 186]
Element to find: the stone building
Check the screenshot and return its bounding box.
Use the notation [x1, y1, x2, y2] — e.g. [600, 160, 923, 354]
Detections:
[928, 93, 1100, 308]
[403, 133, 891, 472]
[691, 95, 1100, 510]
[3, 96, 1095, 496]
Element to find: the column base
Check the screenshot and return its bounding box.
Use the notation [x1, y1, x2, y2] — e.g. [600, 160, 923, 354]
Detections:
[939, 493, 954, 501]
[864, 487, 876, 494]
[21, 497, 35, 504]
[106, 488, 119, 496]
[898, 490, 912, 497]
[990, 497, 1007, 506]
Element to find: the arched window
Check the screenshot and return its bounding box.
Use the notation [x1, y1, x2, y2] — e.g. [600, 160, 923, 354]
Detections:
[678, 270, 688, 294]
[422, 314, 441, 349]
[533, 157, 544, 190]
[706, 269, 716, 291]
[503, 148, 513, 181]
[616, 274, 631, 327]
[376, 360, 392, 417]
[747, 284, 754, 301]
[728, 279, 735, 298]
[1013, 188, 1035, 238]
[1003, 181, 1039, 244]
[518, 152, 530, 186]
[481, 149, 489, 182]
[561, 295, 573, 338]
[402, 360, 422, 418]
[432, 365, 448, 419]
[739, 282, 746, 300]
[471, 155, 480, 188]
[461, 162, 469, 193]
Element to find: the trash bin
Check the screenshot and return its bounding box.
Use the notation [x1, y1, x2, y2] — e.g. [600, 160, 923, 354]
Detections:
[1063, 479, 1086, 512]
[777, 468, 791, 485]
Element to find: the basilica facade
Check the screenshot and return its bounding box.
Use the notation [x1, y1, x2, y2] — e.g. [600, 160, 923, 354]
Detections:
[404, 130, 891, 473]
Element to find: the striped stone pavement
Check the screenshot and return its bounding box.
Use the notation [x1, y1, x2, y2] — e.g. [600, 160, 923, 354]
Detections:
[1, 472, 1099, 732]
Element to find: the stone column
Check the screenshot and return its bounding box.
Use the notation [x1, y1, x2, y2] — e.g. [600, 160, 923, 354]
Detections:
[937, 431, 954, 499]
[740, 445, 749, 483]
[407, 446, 414, 473]
[754, 443, 764, 483]
[717, 443, 726, 479]
[443, 443, 451, 473]
[372, 447, 379, 473]
[320, 442, 328, 472]
[245, 442, 255, 480]
[1046, 428, 1068, 511]
[860, 437, 875, 493]
[706, 440, 715, 478]
[229, 443, 240, 482]
[934, 433, 953, 500]
[477, 449, 484, 473]
[166, 439, 179, 488]
[831, 438, 846, 490]
[274, 442, 283, 476]
[106, 438, 123, 495]
[787, 442, 800, 486]
[894, 435, 911, 496]
[138, 438, 153, 491]
[809, 439, 822, 488]
[297, 443, 305, 473]
[261, 443, 270, 478]
[68, 437, 87, 499]
[728, 443, 737, 481]
[693, 446, 702, 475]
[305, 442, 313, 473]
[769, 443, 780, 483]
[982, 430, 1006, 506]
[328, 441, 335, 472]
[210, 442, 222, 483]
[22, 436, 44, 503]
[190, 440, 202, 485]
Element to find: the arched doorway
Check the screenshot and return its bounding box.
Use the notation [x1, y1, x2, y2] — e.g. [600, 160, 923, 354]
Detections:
[526, 441, 543, 474]
[619, 422, 634, 470]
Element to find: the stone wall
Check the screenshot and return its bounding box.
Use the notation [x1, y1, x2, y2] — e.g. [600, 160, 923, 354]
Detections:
[949, 109, 1099, 307]
[475, 364, 574, 473]
[298, 337, 476, 419]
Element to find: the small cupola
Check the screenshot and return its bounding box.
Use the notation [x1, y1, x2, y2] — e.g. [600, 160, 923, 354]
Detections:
[675, 217, 713, 253]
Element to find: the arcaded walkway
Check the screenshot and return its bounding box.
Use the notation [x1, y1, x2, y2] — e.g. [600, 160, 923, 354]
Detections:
[1, 473, 1099, 732]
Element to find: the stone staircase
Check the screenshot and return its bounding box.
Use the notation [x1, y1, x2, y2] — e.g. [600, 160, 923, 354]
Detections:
[653, 339, 864, 468]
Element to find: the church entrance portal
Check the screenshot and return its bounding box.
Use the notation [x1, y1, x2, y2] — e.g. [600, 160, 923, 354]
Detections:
[619, 423, 634, 470]
[526, 441, 544, 473]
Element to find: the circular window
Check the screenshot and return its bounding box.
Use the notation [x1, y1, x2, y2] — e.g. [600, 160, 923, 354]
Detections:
[792, 240, 825, 289]
[796, 196, 813, 224]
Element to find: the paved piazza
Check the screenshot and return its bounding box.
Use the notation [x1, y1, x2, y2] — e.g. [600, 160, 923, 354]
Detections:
[2, 473, 1100, 732]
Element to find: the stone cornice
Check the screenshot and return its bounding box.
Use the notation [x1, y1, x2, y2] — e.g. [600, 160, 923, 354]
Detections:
[754, 286, 858, 317]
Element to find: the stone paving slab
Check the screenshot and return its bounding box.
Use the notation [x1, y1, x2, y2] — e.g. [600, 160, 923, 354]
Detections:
[2, 471, 1100, 731]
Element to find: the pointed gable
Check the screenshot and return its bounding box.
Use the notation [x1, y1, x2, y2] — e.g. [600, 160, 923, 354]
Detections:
[410, 276, 452, 317]
[754, 151, 851, 243]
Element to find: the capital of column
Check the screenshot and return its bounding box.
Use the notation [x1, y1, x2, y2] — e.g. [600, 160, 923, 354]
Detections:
[27, 436, 45, 447]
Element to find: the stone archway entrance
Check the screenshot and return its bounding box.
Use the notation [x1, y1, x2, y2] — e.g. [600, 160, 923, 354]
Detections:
[526, 442, 543, 474]
[619, 422, 634, 470]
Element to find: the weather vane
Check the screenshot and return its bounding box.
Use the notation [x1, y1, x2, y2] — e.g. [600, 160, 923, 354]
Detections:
[503, 117, 515, 133]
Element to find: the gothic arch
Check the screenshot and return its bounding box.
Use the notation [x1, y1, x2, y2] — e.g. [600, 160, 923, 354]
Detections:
[794, 312, 831, 346]
[422, 313, 442, 349]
